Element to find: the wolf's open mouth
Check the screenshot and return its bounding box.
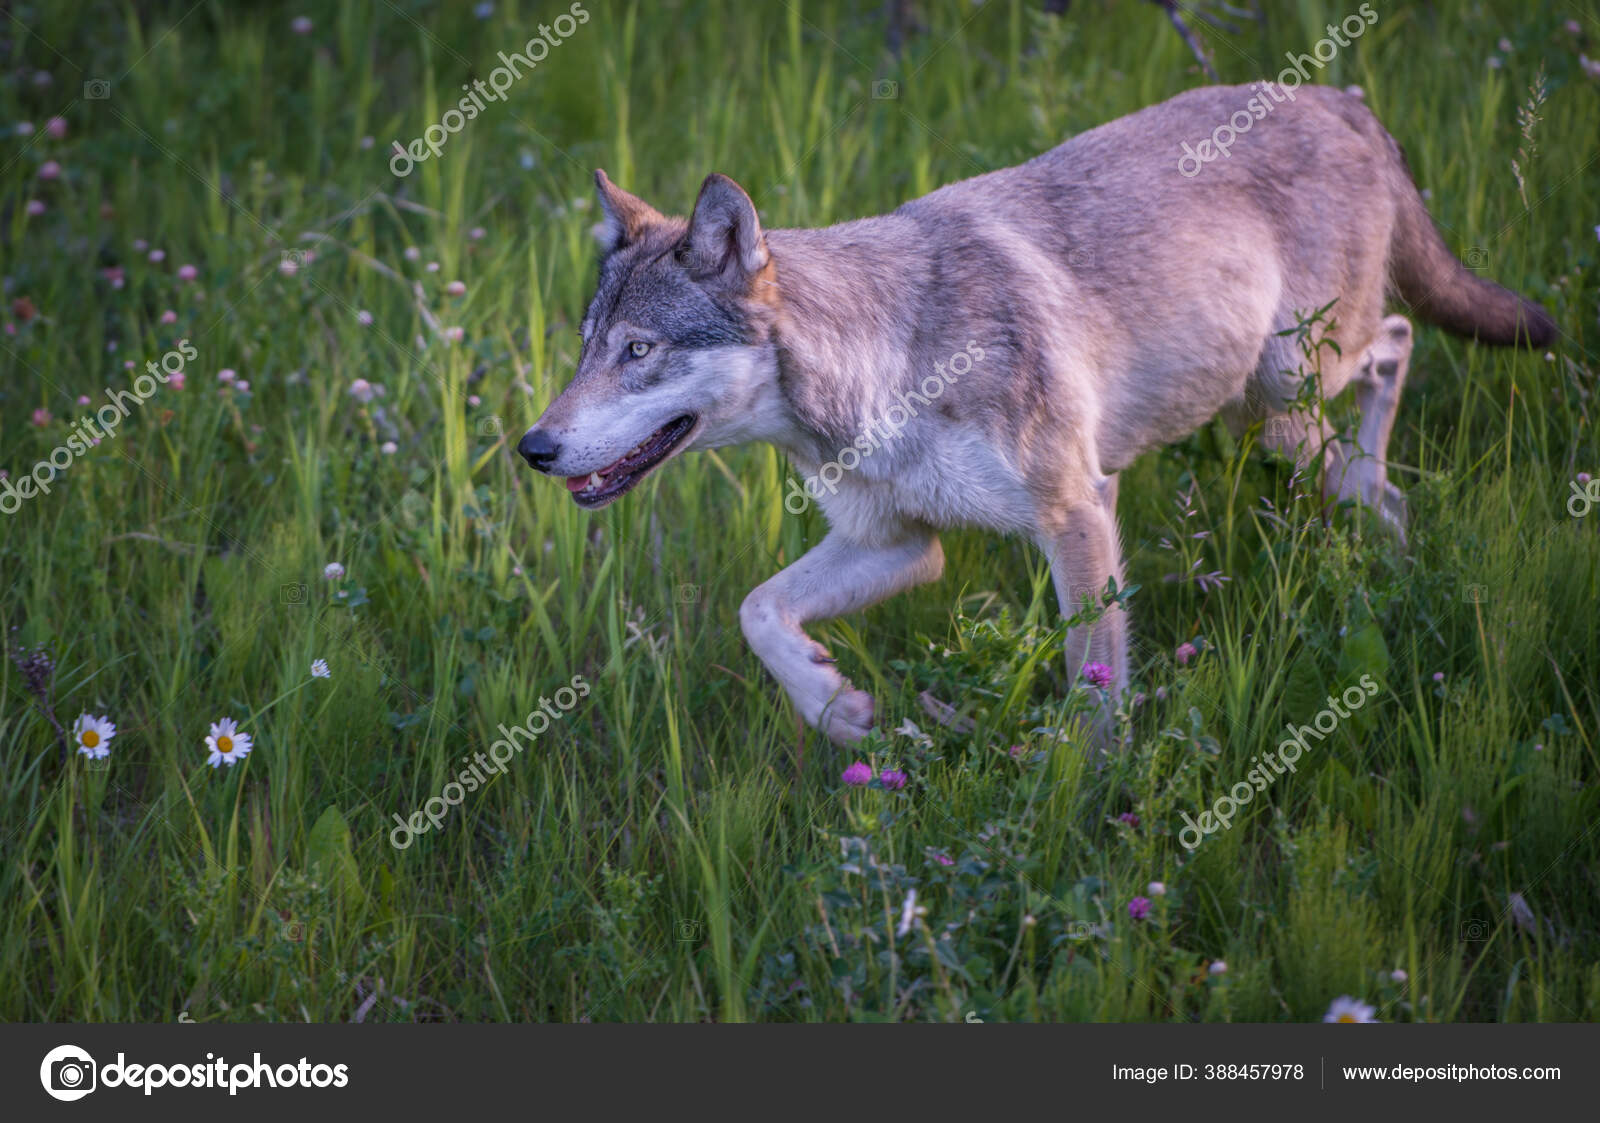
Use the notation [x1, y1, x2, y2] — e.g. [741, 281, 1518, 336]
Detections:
[566, 414, 698, 509]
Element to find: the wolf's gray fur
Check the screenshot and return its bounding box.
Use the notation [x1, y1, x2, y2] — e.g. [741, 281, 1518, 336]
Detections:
[519, 83, 1554, 745]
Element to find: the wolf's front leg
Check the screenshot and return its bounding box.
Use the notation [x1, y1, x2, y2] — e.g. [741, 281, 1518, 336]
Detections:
[1043, 490, 1129, 718]
[740, 529, 944, 743]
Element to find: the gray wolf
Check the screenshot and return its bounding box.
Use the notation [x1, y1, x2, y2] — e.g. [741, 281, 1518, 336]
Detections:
[516, 82, 1554, 745]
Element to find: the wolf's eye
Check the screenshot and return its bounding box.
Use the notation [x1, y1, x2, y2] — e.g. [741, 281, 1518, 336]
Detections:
[627, 340, 652, 359]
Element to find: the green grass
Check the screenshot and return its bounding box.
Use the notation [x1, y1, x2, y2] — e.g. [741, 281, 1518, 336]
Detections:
[2, 0, 1597, 1022]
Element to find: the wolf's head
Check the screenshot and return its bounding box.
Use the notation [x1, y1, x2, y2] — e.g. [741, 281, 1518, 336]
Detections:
[518, 170, 789, 508]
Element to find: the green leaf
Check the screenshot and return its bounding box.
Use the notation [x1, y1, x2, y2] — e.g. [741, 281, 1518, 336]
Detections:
[1281, 649, 1325, 721]
[1336, 624, 1390, 734]
[305, 805, 363, 913]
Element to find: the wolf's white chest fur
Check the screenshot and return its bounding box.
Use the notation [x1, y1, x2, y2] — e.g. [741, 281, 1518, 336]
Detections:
[797, 427, 1040, 543]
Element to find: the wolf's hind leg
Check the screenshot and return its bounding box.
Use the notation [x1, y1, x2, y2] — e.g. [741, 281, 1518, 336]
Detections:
[740, 529, 944, 744]
[1326, 315, 1412, 540]
[1253, 316, 1412, 542]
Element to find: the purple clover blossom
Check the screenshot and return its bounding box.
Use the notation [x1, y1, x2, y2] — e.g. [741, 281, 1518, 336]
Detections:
[841, 761, 873, 787]
[1081, 661, 1114, 690]
[1127, 896, 1152, 921]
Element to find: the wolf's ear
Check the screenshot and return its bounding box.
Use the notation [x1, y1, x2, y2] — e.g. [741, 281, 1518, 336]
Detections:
[593, 169, 664, 256]
[684, 174, 768, 283]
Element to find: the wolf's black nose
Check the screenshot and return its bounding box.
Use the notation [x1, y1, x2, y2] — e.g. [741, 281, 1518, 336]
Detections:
[517, 429, 561, 471]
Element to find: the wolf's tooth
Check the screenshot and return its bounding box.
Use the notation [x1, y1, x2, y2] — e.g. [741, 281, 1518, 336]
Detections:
[587, 472, 604, 490]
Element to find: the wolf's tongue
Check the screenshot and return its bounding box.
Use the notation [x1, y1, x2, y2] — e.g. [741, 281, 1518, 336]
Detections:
[566, 463, 616, 492]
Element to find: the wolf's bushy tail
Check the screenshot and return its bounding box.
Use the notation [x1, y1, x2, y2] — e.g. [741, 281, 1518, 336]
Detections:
[1386, 154, 1555, 348]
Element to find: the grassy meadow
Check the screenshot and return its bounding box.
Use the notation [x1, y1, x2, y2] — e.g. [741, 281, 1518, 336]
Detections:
[2, 0, 1598, 1022]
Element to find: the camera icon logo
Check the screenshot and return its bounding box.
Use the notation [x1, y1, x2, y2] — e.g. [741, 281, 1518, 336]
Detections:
[871, 78, 899, 100]
[1067, 247, 1096, 269]
[1460, 919, 1489, 941]
[1463, 583, 1488, 604]
[280, 582, 308, 605]
[674, 583, 699, 604]
[282, 921, 305, 942]
[281, 249, 311, 271]
[1463, 247, 1488, 270]
[477, 415, 503, 437]
[1063, 583, 1101, 620]
[40, 1045, 97, 1101]
[84, 78, 111, 100]
[676, 918, 703, 941]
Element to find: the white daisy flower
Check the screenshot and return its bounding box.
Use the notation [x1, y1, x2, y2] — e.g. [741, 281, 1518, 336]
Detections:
[323, 562, 345, 580]
[73, 713, 116, 759]
[205, 717, 254, 768]
[311, 658, 330, 679]
[1323, 996, 1377, 1023]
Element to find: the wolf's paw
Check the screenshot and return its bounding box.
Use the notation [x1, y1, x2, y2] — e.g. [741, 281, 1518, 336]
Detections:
[817, 684, 875, 744]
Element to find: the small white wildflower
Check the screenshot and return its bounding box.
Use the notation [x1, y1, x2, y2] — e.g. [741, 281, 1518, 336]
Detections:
[895, 889, 918, 937]
[1324, 996, 1377, 1023]
[205, 717, 254, 768]
[73, 713, 117, 759]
